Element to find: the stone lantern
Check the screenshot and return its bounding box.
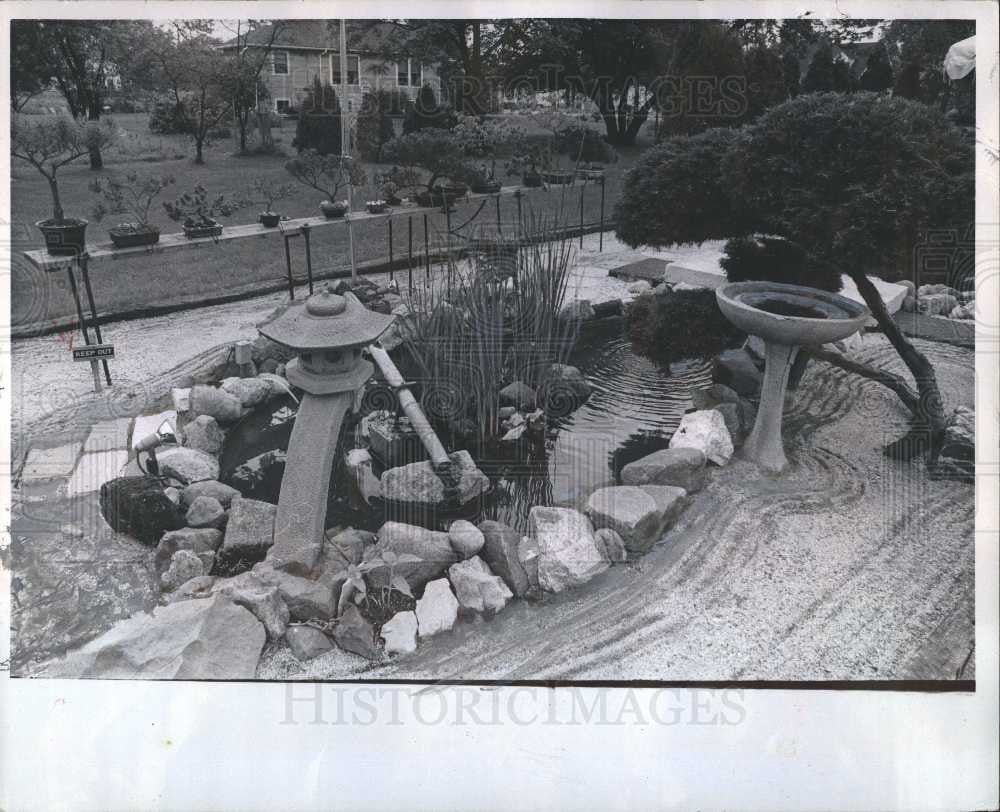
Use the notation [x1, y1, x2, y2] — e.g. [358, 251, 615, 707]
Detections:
[258, 284, 394, 575]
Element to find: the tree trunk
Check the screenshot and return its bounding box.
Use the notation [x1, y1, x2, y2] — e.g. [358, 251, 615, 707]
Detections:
[848, 269, 948, 459]
[195, 137, 204, 164]
[48, 176, 64, 223]
[87, 106, 103, 170]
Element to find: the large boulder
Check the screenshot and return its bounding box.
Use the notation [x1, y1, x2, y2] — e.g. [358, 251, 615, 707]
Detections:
[447, 556, 513, 614]
[669, 410, 734, 466]
[211, 571, 290, 641]
[415, 578, 459, 637]
[160, 549, 208, 593]
[368, 522, 458, 592]
[379, 450, 490, 507]
[478, 520, 531, 597]
[217, 498, 276, 574]
[713, 349, 762, 396]
[99, 476, 185, 546]
[594, 528, 627, 563]
[252, 562, 343, 622]
[189, 385, 243, 423]
[559, 299, 595, 321]
[221, 376, 272, 408]
[185, 495, 226, 530]
[918, 293, 959, 316]
[380, 611, 418, 655]
[325, 527, 375, 569]
[934, 406, 974, 482]
[181, 415, 225, 456]
[584, 485, 689, 555]
[157, 447, 220, 485]
[620, 447, 707, 493]
[180, 479, 241, 509]
[528, 507, 609, 593]
[41, 595, 265, 679]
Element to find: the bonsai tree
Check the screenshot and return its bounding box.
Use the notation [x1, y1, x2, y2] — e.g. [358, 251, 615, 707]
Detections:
[381, 129, 476, 197]
[245, 176, 296, 221]
[616, 92, 974, 461]
[89, 171, 175, 236]
[12, 117, 116, 232]
[163, 184, 244, 230]
[284, 150, 366, 210]
[552, 122, 616, 168]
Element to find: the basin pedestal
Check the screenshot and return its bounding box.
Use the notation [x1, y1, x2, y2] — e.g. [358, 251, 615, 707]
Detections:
[715, 281, 870, 477]
[742, 342, 798, 474]
[257, 286, 394, 575]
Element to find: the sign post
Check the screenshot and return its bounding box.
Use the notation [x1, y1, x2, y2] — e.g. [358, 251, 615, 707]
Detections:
[72, 343, 115, 393]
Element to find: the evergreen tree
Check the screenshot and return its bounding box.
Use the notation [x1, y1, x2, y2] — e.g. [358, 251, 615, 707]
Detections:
[801, 41, 836, 93]
[293, 76, 342, 155]
[859, 46, 895, 92]
[781, 50, 801, 97]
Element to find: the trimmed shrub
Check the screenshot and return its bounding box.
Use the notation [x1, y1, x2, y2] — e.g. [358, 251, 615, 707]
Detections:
[721, 236, 842, 292]
[402, 84, 455, 134]
[149, 100, 193, 135]
[552, 123, 616, 165]
[625, 289, 744, 367]
[293, 77, 342, 155]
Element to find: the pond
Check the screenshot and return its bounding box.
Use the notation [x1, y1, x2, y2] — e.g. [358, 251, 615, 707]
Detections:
[219, 318, 713, 534]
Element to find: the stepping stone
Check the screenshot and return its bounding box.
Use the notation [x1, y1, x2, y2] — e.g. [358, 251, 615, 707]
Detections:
[21, 441, 82, 482]
[131, 411, 177, 449]
[82, 418, 133, 453]
[608, 257, 667, 281]
[67, 449, 130, 497]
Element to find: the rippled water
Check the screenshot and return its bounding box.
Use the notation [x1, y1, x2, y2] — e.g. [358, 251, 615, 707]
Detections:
[221, 318, 713, 533]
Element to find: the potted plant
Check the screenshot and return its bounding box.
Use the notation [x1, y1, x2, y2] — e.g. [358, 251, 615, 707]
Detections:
[284, 149, 366, 219]
[163, 184, 244, 239]
[12, 117, 116, 255]
[89, 171, 175, 248]
[469, 162, 502, 194]
[381, 130, 471, 211]
[366, 199, 390, 214]
[505, 143, 547, 188]
[246, 177, 296, 227]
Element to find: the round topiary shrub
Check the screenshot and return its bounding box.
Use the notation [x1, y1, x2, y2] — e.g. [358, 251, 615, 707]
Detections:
[720, 236, 842, 292]
[625, 288, 744, 368]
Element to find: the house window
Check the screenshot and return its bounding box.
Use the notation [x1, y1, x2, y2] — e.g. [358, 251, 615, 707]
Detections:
[272, 50, 289, 75]
[275, 99, 291, 115]
[332, 55, 361, 85]
[411, 64, 421, 87]
[398, 61, 409, 86]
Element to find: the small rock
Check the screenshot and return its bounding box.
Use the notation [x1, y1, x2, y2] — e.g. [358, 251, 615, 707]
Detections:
[559, 299, 596, 321]
[160, 549, 206, 592]
[252, 562, 343, 622]
[369, 522, 458, 592]
[669, 410, 734, 466]
[286, 625, 334, 660]
[594, 528, 627, 563]
[448, 556, 513, 614]
[171, 387, 191, 414]
[189, 385, 243, 423]
[325, 527, 375, 569]
[154, 527, 224, 575]
[712, 402, 744, 446]
[60, 523, 85, 539]
[164, 487, 181, 506]
[212, 573, 289, 641]
[415, 579, 459, 637]
[620, 447, 707, 493]
[479, 520, 531, 597]
[333, 604, 379, 660]
[380, 450, 490, 507]
[585, 485, 688, 555]
[499, 381, 537, 410]
[517, 536, 541, 592]
[448, 520, 485, 559]
[157, 447, 220, 485]
[498, 406, 517, 419]
[380, 611, 418, 655]
[259, 358, 279, 375]
[180, 479, 241, 509]
[690, 383, 741, 410]
[714, 349, 762, 396]
[221, 376, 272, 408]
[627, 279, 652, 295]
[167, 574, 217, 603]
[917, 293, 959, 316]
[529, 506, 609, 593]
[99, 476, 185, 546]
[185, 495, 226, 529]
[539, 364, 592, 413]
[217, 498, 276, 574]
[181, 415, 225, 456]
[934, 406, 974, 482]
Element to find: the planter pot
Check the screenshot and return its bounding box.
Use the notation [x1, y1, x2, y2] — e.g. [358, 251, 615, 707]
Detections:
[37, 218, 88, 256]
[433, 183, 468, 200]
[366, 203, 390, 214]
[108, 225, 160, 248]
[182, 219, 223, 239]
[385, 195, 403, 206]
[320, 203, 348, 219]
[522, 173, 543, 188]
[259, 212, 281, 228]
[471, 180, 502, 194]
[543, 170, 575, 185]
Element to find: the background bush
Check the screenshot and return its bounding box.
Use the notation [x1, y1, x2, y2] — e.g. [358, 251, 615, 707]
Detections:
[149, 100, 193, 135]
[293, 77, 342, 155]
[625, 289, 744, 367]
[720, 236, 841, 292]
[356, 89, 406, 161]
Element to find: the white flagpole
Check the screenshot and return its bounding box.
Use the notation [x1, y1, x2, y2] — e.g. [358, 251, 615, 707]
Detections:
[339, 20, 357, 281]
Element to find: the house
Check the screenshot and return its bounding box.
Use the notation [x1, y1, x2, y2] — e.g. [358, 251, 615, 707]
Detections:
[220, 20, 442, 115]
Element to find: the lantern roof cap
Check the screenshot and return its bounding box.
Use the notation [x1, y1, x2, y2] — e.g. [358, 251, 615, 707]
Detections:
[258, 285, 394, 351]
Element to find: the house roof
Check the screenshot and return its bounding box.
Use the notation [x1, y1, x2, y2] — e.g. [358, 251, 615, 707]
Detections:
[219, 19, 411, 57]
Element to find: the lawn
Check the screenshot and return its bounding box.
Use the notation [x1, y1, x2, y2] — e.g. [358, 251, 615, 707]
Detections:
[10, 112, 651, 335]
